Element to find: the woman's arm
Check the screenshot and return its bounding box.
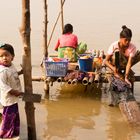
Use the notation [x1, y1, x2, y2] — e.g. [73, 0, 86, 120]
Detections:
[105, 54, 116, 72]
[125, 56, 132, 77]
[105, 54, 120, 78]
[125, 56, 133, 87]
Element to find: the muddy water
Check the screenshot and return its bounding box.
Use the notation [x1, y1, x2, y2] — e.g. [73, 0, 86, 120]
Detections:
[19, 78, 140, 140]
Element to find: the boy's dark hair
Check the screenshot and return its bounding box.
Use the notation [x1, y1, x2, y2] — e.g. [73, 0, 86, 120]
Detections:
[63, 23, 73, 34]
[0, 43, 15, 56]
[120, 25, 132, 39]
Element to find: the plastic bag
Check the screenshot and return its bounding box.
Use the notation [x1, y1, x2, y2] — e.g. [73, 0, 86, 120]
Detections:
[76, 42, 87, 54]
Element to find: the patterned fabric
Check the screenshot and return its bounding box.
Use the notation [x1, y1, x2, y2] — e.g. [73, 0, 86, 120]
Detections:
[0, 103, 20, 138]
[110, 76, 129, 92]
[58, 47, 77, 62]
[64, 70, 86, 81]
[108, 76, 135, 106]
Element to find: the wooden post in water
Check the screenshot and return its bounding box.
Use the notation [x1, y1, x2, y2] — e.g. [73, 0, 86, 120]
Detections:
[42, 0, 49, 98]
[119, 100, 140, 124]
[19, 0, 37, 139]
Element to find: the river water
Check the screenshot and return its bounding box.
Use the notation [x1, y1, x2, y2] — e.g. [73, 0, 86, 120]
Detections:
[1, 0, 140, 140]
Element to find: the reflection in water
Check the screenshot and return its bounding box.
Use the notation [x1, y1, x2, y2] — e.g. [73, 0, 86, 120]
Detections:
[40, 82, 140, 140]
[43, 83, 103, 139]
[44, 99, 98, 139]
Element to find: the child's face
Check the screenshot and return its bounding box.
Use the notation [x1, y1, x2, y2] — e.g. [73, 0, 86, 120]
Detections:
[0, 49, 14, 66]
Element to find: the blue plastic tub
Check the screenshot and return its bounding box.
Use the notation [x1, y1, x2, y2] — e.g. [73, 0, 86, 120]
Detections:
[78, 57, 93, 72]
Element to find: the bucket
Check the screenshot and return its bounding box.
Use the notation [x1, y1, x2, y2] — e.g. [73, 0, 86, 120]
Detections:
[78, 57, 93, 72]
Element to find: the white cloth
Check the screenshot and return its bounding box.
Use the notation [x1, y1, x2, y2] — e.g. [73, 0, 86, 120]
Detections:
[0, 64, 22, 106]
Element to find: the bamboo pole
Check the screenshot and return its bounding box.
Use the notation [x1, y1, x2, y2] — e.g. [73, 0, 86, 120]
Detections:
[42, 0, 48, 58]
[19, 0, 37, 139]
[94, 73, 101, 83]
[60, 0, 64, 32]
[82, 77, 89, 85]
[42, 0, 49, 99]
[47, 0, 65, 48]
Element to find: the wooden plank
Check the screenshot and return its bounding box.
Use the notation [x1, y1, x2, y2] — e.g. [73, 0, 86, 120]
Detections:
[134, 76, 140, 82]
[22, 93, 42, 103]
[68, 62, 79, 70]
[49, 54, 58, 57]
[119, 101, 140, 124]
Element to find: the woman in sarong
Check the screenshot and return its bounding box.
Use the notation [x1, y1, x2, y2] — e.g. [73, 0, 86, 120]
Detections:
[54, 23, 78, 62]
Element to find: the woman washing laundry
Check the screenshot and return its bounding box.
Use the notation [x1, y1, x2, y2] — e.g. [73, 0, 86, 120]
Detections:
[105, 25, 140, 87]
[105, 25, 140, 106]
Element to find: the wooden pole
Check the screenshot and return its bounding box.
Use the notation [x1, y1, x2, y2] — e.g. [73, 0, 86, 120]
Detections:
[60, 0, 64, 32]
[43, 0, 48, 57]
[42, 0, 49, 99]
[19, 0, 37, 139]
